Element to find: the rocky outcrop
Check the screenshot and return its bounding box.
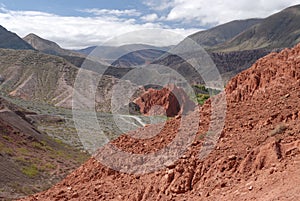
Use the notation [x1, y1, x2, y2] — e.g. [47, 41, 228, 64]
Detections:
[226, 43, 300, 102]
[134, 85, 196, 117]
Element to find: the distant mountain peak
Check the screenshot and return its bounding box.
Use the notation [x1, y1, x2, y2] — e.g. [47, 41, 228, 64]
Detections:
[25, 33, 40, 38]
[0, 25, 34, 50]
[283, 4, 300, 11]
[24, 33, 63, 52]
[23, 33, 83, 57]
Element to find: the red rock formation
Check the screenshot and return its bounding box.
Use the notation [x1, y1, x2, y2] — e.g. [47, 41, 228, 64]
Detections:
[134, 84, 196, 117]
[20, 43, 300, 201]
[226, 44, 300, 102]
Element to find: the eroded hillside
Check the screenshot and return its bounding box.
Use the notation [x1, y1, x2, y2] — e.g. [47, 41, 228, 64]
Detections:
[0, 97, 88, 199]
[0, 48, 132, 112]
[20, 44, 300, 200]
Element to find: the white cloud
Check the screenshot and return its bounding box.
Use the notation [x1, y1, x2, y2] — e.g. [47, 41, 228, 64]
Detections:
[141, 13, 159, 22]
[80, 9, 141, 17]
[0, 6, 198, 49]
[146, 0, 300, 25]
[2, 1, 297, 49]
[143, 0, 174, 11]
[103, 28, 201, 47]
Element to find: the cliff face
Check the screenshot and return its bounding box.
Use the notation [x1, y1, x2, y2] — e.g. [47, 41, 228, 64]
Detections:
[20, 44, 300, 201]
[134, 85, 196, 117]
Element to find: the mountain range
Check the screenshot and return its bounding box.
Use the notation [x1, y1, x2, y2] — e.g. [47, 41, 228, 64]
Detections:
[214, 4, 300, 51]
[0, 5, 299, 110]
[113, 5, 300, 71]
[1, 4, 300, 58]
[94, 5, 300, 83]
[0, 4, 300, 199]
[19, 42, 300, 201]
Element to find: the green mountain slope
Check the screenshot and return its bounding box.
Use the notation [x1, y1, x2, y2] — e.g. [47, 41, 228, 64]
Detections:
[189, 19, 262, 48]
[0, 48, 134, 112]
[0, 49, 77, 107]
[215, 5, 300, 51]
[0, 97, 88, 199]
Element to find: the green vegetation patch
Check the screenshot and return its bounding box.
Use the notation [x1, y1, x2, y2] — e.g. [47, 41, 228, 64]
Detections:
[193, 84, 222, 105]
[0, 142, 14, 155]
[39, 162, 56, 171]
[22, 164, 39, 178]
[16, 147, 30, 155]
[2, 135, 13, 142]
[196, 94, 210, 105]
[31, 141, 53, 151]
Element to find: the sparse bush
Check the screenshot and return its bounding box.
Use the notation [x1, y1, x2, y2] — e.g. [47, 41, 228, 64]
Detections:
[0, 126, 9, 134]
[15, 156, 28, 164]
[0, 142, 14, 155]
[2, 135, 13, 142]
[40, 162, 56, 171]
[31, 141, 46, 150]
[196, 94, 210, 105]
[16, 147, 30, 155]
[270, 124, 287, 136]
[54, 138, 63, 144]
[31, 141, 53, 151]
[193, 85, 222, 105]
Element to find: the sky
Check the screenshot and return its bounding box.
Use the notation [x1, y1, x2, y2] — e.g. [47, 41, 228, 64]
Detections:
[0, 0, 300, 49]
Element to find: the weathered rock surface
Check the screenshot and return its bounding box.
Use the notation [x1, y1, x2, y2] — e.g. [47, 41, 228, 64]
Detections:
[134, 84, 196, 117]
[227, 44, 300, 102]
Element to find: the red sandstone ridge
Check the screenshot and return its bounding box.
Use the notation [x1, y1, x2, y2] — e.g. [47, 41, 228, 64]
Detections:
[134, 84, 196, 117]
[20, 43, 300, 201]
[226, 44, 300, 102]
